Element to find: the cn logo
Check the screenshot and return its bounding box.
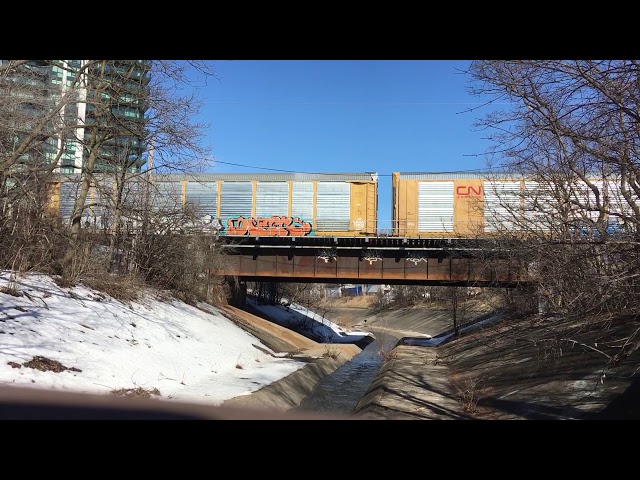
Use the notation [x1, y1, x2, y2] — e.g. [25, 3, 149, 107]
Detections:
[456, 186, 482, 196]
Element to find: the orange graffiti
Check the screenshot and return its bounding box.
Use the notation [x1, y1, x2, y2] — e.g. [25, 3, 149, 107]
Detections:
[226, 215, 313, 236]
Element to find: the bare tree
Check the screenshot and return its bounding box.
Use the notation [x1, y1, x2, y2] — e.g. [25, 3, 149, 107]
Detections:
[57, 60, 215, 284]
[465, 60, 640, 365]
[0, 60, 226, 300]
[0, 60, 82, 279]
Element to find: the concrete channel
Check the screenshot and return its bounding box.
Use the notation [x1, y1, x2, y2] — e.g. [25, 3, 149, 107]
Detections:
[218, 303, 479, 419]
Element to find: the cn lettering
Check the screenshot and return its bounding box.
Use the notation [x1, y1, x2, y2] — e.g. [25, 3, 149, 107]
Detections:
[456, 186, 482, 196]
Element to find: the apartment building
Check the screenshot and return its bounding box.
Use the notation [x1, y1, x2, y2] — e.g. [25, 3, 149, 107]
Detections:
[1, 60, 150, 174]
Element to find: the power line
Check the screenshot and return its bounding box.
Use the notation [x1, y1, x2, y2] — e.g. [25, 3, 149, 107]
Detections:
[203, 100, 509, 106]
[211, 159, 492, 176]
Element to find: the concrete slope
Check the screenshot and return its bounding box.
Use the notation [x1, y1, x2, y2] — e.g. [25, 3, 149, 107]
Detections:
[330, 303, 492, 338]
[353, 346, 471, 420]
[219, 304, 317, 353]
[222, 344, 362, 413]
[217, 304, 363, 412]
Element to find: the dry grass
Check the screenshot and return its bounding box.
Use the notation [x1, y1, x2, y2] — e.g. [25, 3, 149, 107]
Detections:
[58, 241, 94, 288]
[380, 348, 399, 363]
[0, 285, 21, 297]
[322, 345, 342, 359]
[340, 295, 376, 308]
[316, 295, 376, 310]
[449, 373, 490, 415]
[82, 273, 144, 302]
[284, 348, 304, 358]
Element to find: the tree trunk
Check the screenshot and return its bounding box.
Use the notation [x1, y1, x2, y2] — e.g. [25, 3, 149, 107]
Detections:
[452, 288, 460, 337]
[60, 133, 100, 285]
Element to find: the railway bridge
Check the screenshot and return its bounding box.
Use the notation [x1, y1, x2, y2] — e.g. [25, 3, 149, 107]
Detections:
[212, 235, 529, 304]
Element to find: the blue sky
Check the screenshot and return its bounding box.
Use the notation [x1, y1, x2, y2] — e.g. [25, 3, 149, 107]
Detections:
[190, 60, 498, 222]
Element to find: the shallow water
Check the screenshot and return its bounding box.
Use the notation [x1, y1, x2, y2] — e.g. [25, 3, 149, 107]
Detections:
[294, 330, 399, 415]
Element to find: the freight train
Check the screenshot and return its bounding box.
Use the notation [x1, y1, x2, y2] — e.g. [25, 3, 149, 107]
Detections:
[48, 171, 633, 238]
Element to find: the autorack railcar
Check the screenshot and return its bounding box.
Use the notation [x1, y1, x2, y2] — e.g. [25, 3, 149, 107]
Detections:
[49, 170, 635, 238]
[392, 171, 635, 238]
[50, 172, 379, 237]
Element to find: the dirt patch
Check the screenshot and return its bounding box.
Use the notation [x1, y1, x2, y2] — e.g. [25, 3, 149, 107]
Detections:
[22, 356, 82, 373]
[111, 387, 161, 399]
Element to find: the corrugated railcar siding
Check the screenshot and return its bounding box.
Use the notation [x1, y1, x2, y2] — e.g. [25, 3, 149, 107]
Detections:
[400, 172, 494, 180]
[152, 172, 376, 182]
[255, 182, 289, 217]
[219, 182, 253, 219]
[484, 181, 522, 231]
[291, 182, 314, 224]
[523, 179, 637, 230]
[316, 182, 350, 231]
[59, 182, 83, 222]
[89, 185, 106, 218]
[604, 179, 636, 219]
[185, 181, 218, 217]
[122, 182, 145, 212]
[418, 181, 454, 232]
[89, 184, 111, 229]
[523, 181, 554, 231]
[574, 180, 618, 222]
[150, 182, 183, 211]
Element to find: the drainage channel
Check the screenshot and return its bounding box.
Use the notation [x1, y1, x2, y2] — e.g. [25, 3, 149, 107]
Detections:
[294, 330, 400, 416]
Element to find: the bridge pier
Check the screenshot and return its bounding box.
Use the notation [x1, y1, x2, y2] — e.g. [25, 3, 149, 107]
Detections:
[225, 277, 247, 307]
[256, 281, 278, 305]
[537, 286, 552, 316]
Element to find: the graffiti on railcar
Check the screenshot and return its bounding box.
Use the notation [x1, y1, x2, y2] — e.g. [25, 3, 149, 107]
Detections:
[224, 215, 314, 236]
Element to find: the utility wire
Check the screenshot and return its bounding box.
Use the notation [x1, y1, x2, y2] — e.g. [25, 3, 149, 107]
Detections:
[211, 159, 492, 176]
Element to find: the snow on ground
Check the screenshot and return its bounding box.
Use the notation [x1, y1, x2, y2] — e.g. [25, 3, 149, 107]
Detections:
[246, 295, 375, 344]
[0, 271, 306, 406]
[401, 312, 504, 346]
